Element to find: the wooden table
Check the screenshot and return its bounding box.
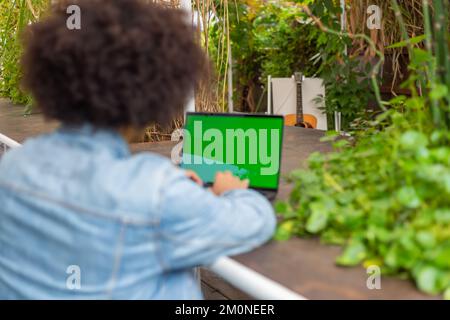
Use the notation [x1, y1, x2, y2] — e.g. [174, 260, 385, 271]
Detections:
[132, 126, 437, 300]
[0, 100, 436, 299]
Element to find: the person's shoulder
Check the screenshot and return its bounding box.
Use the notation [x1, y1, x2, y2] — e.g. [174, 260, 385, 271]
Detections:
[130, 151, 171, 165]
[108, 151, 179, 192]
[2, 132, 59, 163]
[0, 135, 40, 173]
[99, 152, 181, 219]
[121, 152, 173, 174]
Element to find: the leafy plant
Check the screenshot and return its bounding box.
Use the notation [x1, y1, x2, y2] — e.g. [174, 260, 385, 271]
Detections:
[276, 0, 450, 297]
[0, 0, 50, 108]
[208, 0, 322, 112]
[304, 0, 380, 130]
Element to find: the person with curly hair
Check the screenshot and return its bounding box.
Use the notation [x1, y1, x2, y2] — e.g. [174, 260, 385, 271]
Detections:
[0, 0, 275, 299]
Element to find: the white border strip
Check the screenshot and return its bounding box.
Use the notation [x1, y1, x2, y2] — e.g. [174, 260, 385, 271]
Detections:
[209, 257, 306, 300]
[0, 133, 21, 149]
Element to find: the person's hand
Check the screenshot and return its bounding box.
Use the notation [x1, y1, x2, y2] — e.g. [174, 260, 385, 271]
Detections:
[184, 170, 203, 186]
[211, 171, 249, 196]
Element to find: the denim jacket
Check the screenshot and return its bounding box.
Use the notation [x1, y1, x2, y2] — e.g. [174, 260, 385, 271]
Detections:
[0, 125, 275, 299]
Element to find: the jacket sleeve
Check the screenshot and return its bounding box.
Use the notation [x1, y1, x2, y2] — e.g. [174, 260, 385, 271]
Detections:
[156, 164, 276, 271]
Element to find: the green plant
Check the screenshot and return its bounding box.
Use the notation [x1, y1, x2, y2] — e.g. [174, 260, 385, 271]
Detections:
[350, 0, 431, 90]
[305, 0, 380, 130]
[311, 48, 376, 129]
[276, 0, 450, 297]
[208, 0, 322, 112]
[0, 0, 49, 108]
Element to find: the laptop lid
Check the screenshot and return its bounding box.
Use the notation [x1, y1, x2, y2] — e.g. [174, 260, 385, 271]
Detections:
[181, 112, 284, 191]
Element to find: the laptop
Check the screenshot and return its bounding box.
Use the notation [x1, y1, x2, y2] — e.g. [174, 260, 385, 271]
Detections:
[180, 112, 284, 201]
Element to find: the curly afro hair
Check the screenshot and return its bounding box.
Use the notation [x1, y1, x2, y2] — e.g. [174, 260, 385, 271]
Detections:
[21, 0, 207, 129]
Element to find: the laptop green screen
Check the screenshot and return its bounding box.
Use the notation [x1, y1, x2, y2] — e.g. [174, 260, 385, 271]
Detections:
[181, 114, 283, 189]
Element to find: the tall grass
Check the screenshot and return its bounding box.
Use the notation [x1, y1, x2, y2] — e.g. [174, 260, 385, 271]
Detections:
[0, 0, 227, 142]
[0, 0, 228, 113]
[150, 0, 230, 114]
[0, 0, 50, 108]
[350, 0, 421, 92]
[390, 0, 449, 130]
[144, 0, 231, 141]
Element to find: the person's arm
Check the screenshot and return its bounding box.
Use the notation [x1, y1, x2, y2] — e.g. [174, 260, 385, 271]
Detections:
[156, 165, 276, 271]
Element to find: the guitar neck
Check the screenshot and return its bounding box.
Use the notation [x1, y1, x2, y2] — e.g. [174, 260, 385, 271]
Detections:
[296, 81, 304, 124]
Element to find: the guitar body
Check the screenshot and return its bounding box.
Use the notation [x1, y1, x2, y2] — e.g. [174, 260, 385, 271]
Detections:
[295, 114, 317, 128]
[284, 113, 317, 128]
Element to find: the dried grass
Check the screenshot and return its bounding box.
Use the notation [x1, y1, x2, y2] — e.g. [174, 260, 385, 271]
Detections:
[347, 0, 428, 90]
[143, 0, 228, 142]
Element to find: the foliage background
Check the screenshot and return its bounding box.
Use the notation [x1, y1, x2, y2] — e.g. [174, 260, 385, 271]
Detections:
[0, 0, 49, 108]
[276, 0, 450, 297]
[209, 0, 378, 129]
[1, 0, 436, 127]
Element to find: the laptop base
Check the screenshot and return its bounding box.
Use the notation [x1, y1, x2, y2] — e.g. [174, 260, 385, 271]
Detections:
[202, 182, 277, 201]
[255, 189, 277, 202]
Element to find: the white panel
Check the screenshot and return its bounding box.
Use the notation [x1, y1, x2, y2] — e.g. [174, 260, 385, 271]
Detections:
[186, 96, 196, 112]
[180, 0, 192, 11]
[270, 77, 327, 130]
[302, 78, 327, 130]
[180, 0, 196, 113]
[271, 77, 296, 116]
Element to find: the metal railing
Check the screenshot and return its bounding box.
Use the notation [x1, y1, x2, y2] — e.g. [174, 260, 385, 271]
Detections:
[0, 133, 21, 156]
[210, 257, 305, 300]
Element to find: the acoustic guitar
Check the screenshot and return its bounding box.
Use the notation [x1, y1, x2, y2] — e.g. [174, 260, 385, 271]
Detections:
[284, 72, 317, 128]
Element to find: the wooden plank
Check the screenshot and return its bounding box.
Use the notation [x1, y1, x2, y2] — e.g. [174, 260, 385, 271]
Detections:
[201, 281, 229, 300]
[0, 99, 58, 143]
[233, 239, 437, 300]
[200, 268, 252, 300]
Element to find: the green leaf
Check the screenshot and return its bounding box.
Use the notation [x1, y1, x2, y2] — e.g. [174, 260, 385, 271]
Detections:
[400, 131, 428, 151]
[320, 130, 339, 142]
[411, 48, 433, 65]
[305, 202, 329, 233]
[396, 186, 421, 209]
[415, 231, 436, 249]
[386, 35, 426, 49]
[333, 139, 350, 149]
[274, 201, 288, 214]
[432, 247, 450, 269]
[274, 220, 295, 241]
[385, 245, 401, 268]
[434, 209, 450, 223]
[415, 266, 441, 295]
[444, 287, 450, 300]
[429, 84, 448, 101]
[336, 241, 367, 266]
[389, 95, 407, 105]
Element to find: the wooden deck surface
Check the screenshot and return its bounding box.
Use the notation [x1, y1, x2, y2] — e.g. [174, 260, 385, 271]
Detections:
[134, 127, 437, 299]
[0, 99, 58, 143]
[0, 99, 438, 299]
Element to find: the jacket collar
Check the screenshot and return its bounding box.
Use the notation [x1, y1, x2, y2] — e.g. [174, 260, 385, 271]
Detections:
[57, 124, 130, 158]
